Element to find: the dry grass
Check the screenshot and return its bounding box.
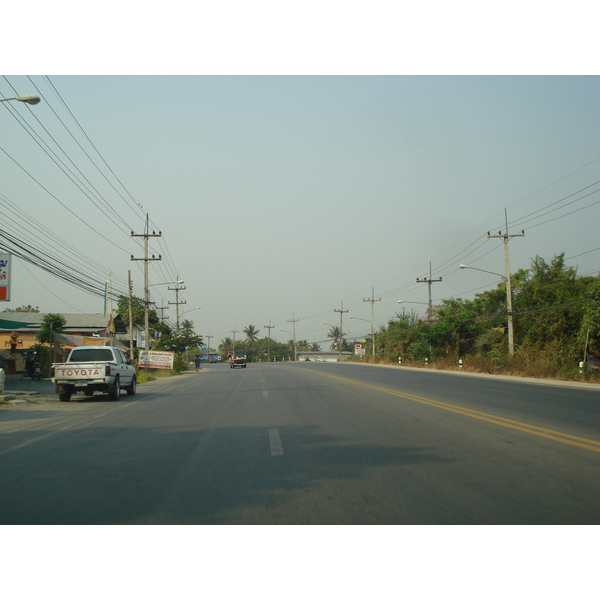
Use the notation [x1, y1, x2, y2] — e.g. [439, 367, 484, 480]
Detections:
[350, 355, 600, 384]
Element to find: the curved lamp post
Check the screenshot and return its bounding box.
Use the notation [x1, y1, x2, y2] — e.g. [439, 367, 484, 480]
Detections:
[179, 306, 201, 330]
[0, 94, 41, 105]
[322, 322, 349, 354]
[460, 264, 514, 355]
[279, 329, 296, 361]
[349, 315, 375, 358]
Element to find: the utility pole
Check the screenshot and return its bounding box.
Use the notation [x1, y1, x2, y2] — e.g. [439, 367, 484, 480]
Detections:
[363, 287, 381, 360]
[128, 270, 134, 359]
[334, 301, 348, 358]
[104, 269, 112, 316]
[168, 280, 187, 331]
[230, 328, 239, 358]
[204, 333, 213, 359]
[287, 315, 299, 361]
[416, 262, 442, 321]
[488, 210, 524, 356]
[155, 303, 169, 322]
[264, 319, 275, 362]
[131, 215, 162, 351]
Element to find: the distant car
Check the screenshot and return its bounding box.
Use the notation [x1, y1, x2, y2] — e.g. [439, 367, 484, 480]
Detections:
[230, 355, 247, 369]
[587, 355, 599, 370]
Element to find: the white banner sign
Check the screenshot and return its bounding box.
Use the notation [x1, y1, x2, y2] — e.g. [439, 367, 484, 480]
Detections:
[0, 254, 11, 301]
[138, 350, 174, 370]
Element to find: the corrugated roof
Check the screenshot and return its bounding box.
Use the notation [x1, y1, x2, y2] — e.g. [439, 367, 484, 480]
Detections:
[0, 312, 117, 330]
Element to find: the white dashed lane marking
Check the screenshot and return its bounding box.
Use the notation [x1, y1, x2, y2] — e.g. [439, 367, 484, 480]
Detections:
[268, 428, 284, 456]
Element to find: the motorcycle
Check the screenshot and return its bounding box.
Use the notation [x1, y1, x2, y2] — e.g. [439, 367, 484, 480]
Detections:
[26, 353, 43, 381]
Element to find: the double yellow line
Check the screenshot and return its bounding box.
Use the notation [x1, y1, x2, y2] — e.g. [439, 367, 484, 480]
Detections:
[300, 368, 600, 454]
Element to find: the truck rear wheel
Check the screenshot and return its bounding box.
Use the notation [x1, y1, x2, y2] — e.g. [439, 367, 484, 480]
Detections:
[59, 391, 71, 402]
[108, 376, 120, 401]
[126, 375, 136, 396]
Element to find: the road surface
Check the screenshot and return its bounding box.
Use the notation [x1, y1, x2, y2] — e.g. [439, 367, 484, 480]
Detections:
[0, 363, 598, 524]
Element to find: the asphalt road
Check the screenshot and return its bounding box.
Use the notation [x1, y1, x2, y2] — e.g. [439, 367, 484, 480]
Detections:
[0, 363, 598, 524]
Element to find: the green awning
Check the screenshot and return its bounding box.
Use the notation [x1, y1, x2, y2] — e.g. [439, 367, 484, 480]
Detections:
[0, 318, 38, 330]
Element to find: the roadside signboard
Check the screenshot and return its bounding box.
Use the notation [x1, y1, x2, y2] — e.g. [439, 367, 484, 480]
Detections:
[138, 350, 174, 369]
[0, 254, 11, 301]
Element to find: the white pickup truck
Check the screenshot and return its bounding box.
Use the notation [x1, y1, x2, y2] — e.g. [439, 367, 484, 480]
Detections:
[50, 346, 137, 402]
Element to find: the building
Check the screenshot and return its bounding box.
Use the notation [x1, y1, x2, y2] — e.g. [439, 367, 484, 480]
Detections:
[296, 350, 353, 362]
[0, 312, 141, 373]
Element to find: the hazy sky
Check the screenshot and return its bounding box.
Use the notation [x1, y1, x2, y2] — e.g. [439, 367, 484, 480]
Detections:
[2, 75, 599, 347]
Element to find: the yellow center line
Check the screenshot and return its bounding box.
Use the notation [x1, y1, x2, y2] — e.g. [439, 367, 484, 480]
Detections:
[298, 368, 600, 453]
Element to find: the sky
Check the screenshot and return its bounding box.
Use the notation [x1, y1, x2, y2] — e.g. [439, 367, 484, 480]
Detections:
[3, 0, 598, 588]
[1, 74, 599, 349]
[1, 2, 599, 353]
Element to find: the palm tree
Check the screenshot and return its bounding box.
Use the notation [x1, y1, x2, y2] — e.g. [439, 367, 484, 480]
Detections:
[219, 336, 233, 359]
[180, 319, 194, 334]
[244, 324, 261, 344]
[296, 340, 311, 352]
[327, 326, 344, 351]
[310, 343, 322, 351]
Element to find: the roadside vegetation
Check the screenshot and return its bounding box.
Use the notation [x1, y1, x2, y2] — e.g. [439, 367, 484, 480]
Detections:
[218, 334, 320, 363]
[352, 254, 600, 382]
[14, 252, 597, 384]
[116, 296, 202, 376]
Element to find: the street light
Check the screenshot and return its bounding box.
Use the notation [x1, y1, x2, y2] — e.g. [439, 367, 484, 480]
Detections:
[0, 94, 41, 105]
[148, 279, 184, 287]
[459, 264, 515, 355]
[459, 265, 505, 279]
[349, 316, 376, 358]
[397, 300, 429, 317]
[179, 306, 201, 325]
[176, 306, 200, 365]
[323, 322, 349, 353]
[279, 329, 296, 361]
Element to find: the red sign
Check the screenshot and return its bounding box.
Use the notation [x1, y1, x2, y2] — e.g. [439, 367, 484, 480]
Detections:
[0, 254, 10, 302]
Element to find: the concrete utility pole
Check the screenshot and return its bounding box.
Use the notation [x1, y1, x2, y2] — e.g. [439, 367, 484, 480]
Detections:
[487, 210, 524, 356]
[287, 315, 299, 361]
[230, 328, 239, 357]
[334, 301, 348, 357]
[155, 303, 169, 322]
[204, 333, 213, 359]
[131, 215, 162, 351]
[264, 320, 275, 362]
[128, 271, 134, 359]
[416, 262, 442, 321]
[168, 279, 187, 330]
[363, 287, 381, 359]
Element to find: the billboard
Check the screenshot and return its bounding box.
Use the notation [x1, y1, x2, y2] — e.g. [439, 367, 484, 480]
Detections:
[138, 350, 174, 370]
[0, 254, 11, 301]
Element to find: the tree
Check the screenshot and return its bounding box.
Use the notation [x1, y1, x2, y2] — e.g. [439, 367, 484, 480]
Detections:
[219, 336, 234, 359]
[514, 254, 587, 351]
[5, 305, 40, 313]
[180, 319, 194, 334]
[243, 324, 261, 344]
[579, 278, 600, 358]
[153, 330, 203, 353]
[327, 326, 345, 351]
[116, 295, 161, 328]
[36, 313, 66, 345]
[296, 340, 312, 352]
